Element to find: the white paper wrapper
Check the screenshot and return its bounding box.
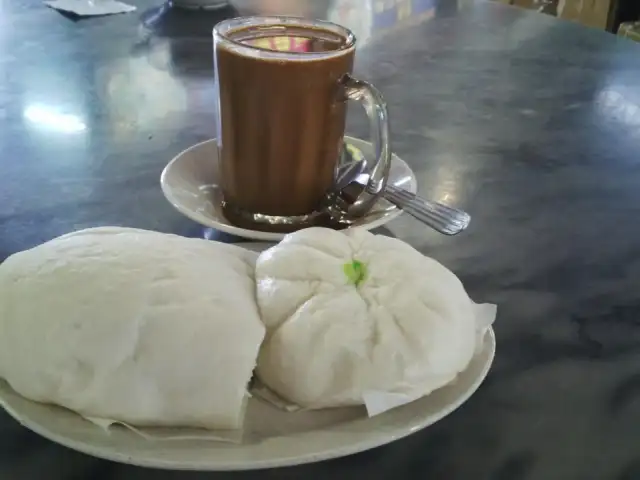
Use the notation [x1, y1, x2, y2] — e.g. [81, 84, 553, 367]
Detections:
[473, 302, 498, 352]
[80, 395, 252, 444]
[254, 302, 497, 417]
[45, 0, 135, 16]
[83, 417, 244, 443]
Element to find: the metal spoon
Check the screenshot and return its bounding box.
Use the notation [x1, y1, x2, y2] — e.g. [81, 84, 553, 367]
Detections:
[326, 147, 471, 236]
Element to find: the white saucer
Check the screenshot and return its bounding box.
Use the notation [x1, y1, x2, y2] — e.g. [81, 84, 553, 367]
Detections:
[160, 137, 418, 242]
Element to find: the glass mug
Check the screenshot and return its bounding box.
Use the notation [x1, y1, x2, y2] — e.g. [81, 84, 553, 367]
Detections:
[213, 16, 390, 232]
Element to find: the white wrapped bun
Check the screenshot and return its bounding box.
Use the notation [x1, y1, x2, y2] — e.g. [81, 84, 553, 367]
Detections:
[256, 227, 488, 409]
[0, 227, 264, 430]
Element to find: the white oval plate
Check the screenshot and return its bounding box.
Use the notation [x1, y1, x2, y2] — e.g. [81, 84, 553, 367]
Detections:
[0, 329, 494, 470]
[160, 137, 418, 242]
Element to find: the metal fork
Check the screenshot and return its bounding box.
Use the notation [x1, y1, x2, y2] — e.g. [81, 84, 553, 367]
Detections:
[382, 183, 471, 236]
[345, 174, 470, 236]
[330, 147, 471, 236]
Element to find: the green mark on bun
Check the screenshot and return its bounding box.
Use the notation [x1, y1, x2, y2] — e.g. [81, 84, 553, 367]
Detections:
[343, 260, 367, 287]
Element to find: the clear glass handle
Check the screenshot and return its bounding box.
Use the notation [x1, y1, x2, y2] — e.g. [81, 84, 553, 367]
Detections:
[342, 74, 391, 217]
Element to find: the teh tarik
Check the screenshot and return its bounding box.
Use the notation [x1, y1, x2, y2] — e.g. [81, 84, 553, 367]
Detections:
[214, 23, 355, 230]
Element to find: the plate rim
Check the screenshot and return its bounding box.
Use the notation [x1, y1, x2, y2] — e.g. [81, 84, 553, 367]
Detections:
[160, 136, 417, 241]
[0, 329, 495, 471]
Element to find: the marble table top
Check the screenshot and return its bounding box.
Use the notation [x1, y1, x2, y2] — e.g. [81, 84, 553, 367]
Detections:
[1, 0, 640, 478]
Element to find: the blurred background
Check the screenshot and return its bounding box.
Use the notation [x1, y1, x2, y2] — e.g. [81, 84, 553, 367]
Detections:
[494, 0, 640, 36]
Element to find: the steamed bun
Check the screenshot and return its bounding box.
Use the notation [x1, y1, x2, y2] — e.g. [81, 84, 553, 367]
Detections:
[0, 227, 265, 430]
[255, 227, 493, 409]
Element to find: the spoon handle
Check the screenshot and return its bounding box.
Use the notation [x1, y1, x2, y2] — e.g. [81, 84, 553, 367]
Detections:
[383, 185, 471, 236]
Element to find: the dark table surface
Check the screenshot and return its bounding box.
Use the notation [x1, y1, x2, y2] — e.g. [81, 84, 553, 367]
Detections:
[2, 0, 640, 478]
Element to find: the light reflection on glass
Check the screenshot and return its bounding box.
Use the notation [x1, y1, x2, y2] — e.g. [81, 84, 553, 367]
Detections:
[23, 104, 87, 133]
